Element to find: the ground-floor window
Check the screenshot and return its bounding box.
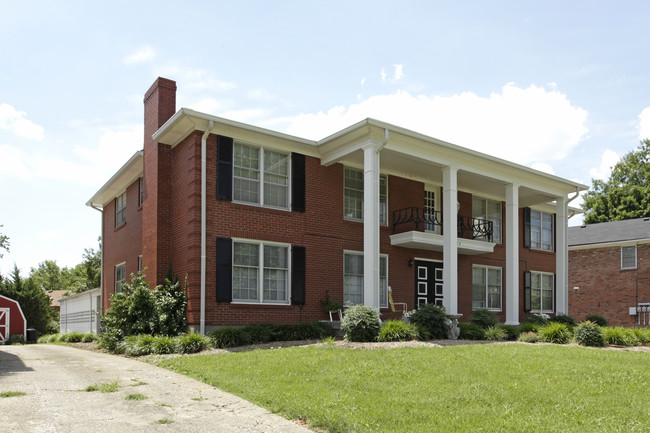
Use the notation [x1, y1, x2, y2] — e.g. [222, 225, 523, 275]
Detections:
[115, 263, 126, 293]
[232, 240, 290, 304]
[343, 252, 388, 308]
[472, 265, 502, 310]
[530, 271, 554, 313]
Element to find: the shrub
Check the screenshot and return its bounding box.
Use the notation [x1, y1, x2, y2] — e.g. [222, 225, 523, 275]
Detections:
[549, 314, 576, 327]
[377, 320, 420, 342]
[484, 326, 507, 341]
[603, 327, 640, 347]
[176, 333, 209, 354]
[409, 304, 449, 339]
[470, 309, 498, 329]
[522, 313, 549, 326]
[120, 334, 156, 356]
[585, 314, 608, 327]
[97, 332, 123, 353]
[241, 324, 275, 344]
[518, 332, 539, 343]
[59, 332, 84, 343]
[518, 321, 540, 333]
[81, 333, 95, 343]
[573, 321, 605, 347]
[632, 328, 650, 345]
[458, 322, 485, 340]
[273, 322, 330, 341]
[414, 325, 431, 340]
[538, 322, 571, 344]
[499, 325, 521, 341]
[341, 304, 381, 342]
[4, 334, 25, 345]
[152, 336, 176, 354]
[209, 328, 252, 349]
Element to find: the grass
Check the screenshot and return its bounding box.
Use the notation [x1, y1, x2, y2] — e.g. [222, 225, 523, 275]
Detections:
[156, 419, 174, 424]
[125, 393, 147, 401]
[83, 381, 119, 393]
[158, 344, 650, 432]
[1, 391, 26, 398]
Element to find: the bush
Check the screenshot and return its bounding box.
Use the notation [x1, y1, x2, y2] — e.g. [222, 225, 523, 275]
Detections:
[152, 336, 176, 354]
[59, 332, 84, 343]
[81, 333, 95, 343]
[470, 309, 498, 329]
[4, 334, 25, 345]
[377, 320, 420, 342]
[499, 325, 521, 341]
[176, 333, 209, 354]
[484, 326, 507, 341]
[241, 324, 275, 344]
[522, 313, 549, 327]
[341, 304, 381, 342]
[632, 328, 650, 345]
[573, 321, 605, 347]
[120, 334, 156, 356]
[518, 321, 540, 333]
[603, 327, 640, 347]
[458, 322, 485, 340]
[585, 314, 608, 327]
[518, 332, 539, 343]
[538, 322, 572, 344]
[409, 304, 449, 339]
[97, 332, 123, 353]
[549, 315, 576, 327]
[209, 328, 252, 349]
[273, 322, 333, 341]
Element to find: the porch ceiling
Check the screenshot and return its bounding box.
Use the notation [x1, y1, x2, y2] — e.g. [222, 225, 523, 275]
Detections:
[390, 231, 496, 255]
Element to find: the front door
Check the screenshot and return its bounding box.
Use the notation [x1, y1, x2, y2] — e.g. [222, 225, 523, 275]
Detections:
[415, 260, 443, 308]
[0, 308, 9, 343]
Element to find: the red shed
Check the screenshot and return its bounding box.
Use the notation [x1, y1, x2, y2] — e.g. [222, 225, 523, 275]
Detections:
[0, 294, 26, 343]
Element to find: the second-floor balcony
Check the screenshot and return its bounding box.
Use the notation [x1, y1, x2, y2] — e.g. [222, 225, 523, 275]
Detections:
[390, 207, 496, 255]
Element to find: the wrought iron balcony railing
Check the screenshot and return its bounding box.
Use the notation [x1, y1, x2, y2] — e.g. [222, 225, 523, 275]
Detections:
[392, 207, 493, 242]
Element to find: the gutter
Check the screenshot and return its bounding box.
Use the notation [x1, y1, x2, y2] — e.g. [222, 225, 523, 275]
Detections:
[200, 120, 215, 335]
[90, 204, 104, 333]
[567, 187, 580, 219]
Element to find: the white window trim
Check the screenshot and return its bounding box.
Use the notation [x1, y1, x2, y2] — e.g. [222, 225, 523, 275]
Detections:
[231, 238, 291, 305]
[472, 265, 502, 311]
[530, 270, 554, 314]
[343, 166, 388, 226]
[530, 209, 554, 252]
[621, 245, 637, 270]
[232, 142, 292, 211]
[343, 250, 389, 308]
[472, 196, 502, 244]
[115, 262, 126, 293]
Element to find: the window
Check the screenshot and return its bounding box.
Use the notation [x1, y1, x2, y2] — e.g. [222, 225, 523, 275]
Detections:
[233, 142, 289, 208]
[472, 197, 502, 243]
[343, 167, 388, 225]
[472, 266, 502, 310]
[115, 192, 126, 227]
[343, 252, 388, 307]
[232, 241, 290, 304]
[138, 255, 143, 273]
[115, 263, 126, 293]
[530, 271, 554, 313]
[530, 210, 553, 251]
[138, 177, 144, 207]
[622, 246, 637, 269]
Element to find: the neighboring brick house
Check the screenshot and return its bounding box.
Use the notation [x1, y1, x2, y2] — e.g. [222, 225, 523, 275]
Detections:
[87, 77, 586, 334]
[569, 218, 650, 326]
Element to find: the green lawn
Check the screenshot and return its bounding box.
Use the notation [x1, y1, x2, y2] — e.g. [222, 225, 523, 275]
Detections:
[158, 344, 649, 432]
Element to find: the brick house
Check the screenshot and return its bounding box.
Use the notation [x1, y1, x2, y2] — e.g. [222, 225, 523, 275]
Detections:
[87, 77, 586, 334]
[568, 218, 650, 326]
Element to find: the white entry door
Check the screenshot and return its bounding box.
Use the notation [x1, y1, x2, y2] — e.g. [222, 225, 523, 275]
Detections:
[0, 308, 9, 343]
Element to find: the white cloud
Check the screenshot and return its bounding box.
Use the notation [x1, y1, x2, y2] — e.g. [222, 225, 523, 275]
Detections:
[0, 103, 44, 140]
[75, 125, 143, 177]
[393, 64, 404, 80]
[361, 78, 366, 87]
[123, 45, 156, 65]
[639, 107, 650, 140]
[589, 149, 619, 180]
[218, 109, 270, 124]
[381, 68, 387, 83]
[247, 88, 276, 102]
[530, 162, 555, 175]
[284, 83, 588, 164]
[188, 98, 224, 114]
[0, 144, 30, 176]
[154, 65, 237, 93]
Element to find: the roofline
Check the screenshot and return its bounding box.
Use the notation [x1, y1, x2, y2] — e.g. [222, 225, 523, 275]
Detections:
[59, 287, 101, 302]
[569, 237, 650, 250]
[86, 150, 143, 208]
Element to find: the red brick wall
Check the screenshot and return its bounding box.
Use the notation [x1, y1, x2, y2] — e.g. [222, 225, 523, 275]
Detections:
[569, 244, 650, 326]
[102, 178, 143, 311]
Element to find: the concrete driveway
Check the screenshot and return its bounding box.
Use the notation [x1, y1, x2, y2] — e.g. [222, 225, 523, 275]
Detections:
[0, 344, 312, 433]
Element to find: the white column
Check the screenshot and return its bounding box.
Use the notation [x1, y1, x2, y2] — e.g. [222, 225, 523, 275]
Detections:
[505, 183, 520, 325]
[555, 196, 569, 315]
[363, 143, 381, 310]
[442, 166, 458, 315]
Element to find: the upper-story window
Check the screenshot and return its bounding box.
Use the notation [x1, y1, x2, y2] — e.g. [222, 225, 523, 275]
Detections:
[621, 246, 637, 269]
[233, 142, 289, 209]
[115, 262, 126, 293]
[472, 197, 502, 243]
[138, 177, 144, 207]
[530, 210, 553, 251]
[343, 167, 387, 225]
[115, 192, 126, 227]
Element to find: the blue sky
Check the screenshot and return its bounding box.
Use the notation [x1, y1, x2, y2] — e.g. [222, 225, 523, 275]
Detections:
[1, 1, 649, 275]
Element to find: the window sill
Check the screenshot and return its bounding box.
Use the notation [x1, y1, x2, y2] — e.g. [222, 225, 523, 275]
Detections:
[231, 200, 291, 213]
[231, 301, 292, 307]
[114, 222, 127, 231]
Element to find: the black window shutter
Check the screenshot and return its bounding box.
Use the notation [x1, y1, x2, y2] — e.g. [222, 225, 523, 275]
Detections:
[523, 207, 531, 248]
[524, 271, 531, 312]
[291, 246, 306, 305]
[216, 238, 232, 302]
[217, 135, 233, 201]
[291, 153, 306, 212]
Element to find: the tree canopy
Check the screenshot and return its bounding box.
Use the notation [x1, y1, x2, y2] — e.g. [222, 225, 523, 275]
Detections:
[582, 139, 650, 224]
[0, 265, 56, 334]
[0, 224, 9, 258]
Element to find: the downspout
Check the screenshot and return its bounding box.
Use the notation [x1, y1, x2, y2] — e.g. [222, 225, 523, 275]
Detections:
[90, 204, 103, 333]
[567, 187, 580, 219]
[376, 128, 389, 154]
[200, 121, 215, 335]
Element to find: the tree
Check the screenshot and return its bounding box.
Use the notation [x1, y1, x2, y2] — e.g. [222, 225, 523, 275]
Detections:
[29, 260, 65, 292]
[0, 224, 9, 258]
[582, 139, 650, 224]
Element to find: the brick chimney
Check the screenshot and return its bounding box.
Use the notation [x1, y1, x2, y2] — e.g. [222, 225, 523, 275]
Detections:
[142, 77, 176, 286]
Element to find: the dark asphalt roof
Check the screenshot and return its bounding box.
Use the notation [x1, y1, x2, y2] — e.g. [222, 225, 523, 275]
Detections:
[568, 217, 650, 246]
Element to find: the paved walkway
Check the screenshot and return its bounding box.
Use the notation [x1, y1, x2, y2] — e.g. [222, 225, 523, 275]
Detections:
[0, 344, 313, 433]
